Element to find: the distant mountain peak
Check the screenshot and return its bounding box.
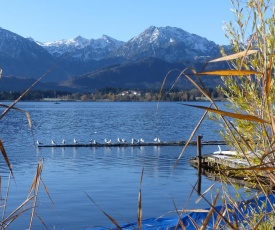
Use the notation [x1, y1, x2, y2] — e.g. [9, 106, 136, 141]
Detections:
[36, 34, 124, 61]
[26, 37, 35, 42]
[114, 25, 220, 63]
[0, 25, 225, 90]
[101, 34, 119, 43]
[74, 35, 85, 40]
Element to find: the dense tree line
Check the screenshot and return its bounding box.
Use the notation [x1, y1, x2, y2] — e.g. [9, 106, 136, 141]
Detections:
[0, 87, 226, 101]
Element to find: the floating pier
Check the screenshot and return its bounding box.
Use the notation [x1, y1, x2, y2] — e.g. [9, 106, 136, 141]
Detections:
[37, 140, 226, 148]
[190, 154, 271, 190]
[189, 154, 250, 169]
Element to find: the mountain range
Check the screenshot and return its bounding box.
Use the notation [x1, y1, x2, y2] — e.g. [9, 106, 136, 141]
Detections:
[0, 26, 228, 92]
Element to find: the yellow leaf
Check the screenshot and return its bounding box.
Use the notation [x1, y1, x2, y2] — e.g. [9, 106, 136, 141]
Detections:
[197, 70, 262, 76]
[209, 50, 258, 62]
[0, 140, 13, 176]
[182, 104, 270, 124]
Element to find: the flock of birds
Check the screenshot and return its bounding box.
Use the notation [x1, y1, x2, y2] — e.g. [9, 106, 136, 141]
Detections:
[36, 137, 162, 146]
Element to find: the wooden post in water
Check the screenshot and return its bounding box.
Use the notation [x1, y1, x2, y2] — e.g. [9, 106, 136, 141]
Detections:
[197, 135, 203, 194]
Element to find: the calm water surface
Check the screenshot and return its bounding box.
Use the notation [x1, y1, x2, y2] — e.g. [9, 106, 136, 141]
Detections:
[0, 101, 241, 229]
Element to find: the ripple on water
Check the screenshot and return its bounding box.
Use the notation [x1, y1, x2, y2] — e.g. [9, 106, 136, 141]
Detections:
[1, 102, 230, 229]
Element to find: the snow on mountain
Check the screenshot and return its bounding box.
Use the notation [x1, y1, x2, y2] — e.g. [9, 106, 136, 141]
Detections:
[0, 27, 62, 81]
[32, 26, 220, 63]
[0, 27, 51, 59]
[38, 35, 124, 61]
[0, 25, 224, 86]
[113, 26, 220, 63]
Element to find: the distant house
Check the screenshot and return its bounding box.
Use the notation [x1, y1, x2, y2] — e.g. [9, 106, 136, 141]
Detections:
[42, 98, 62, 101]
[195, 96, 208, 101]
[119, 90, 141, 96]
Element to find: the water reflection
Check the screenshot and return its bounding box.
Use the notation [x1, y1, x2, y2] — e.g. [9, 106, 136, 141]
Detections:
[51, 147, 55, 155]
[1, 102, 230, 229]
[153, 146, 161, 156]
[72, 147, 78, 157]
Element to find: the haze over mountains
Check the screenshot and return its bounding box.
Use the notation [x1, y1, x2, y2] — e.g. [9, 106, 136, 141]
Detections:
[0, 26, 228, 92]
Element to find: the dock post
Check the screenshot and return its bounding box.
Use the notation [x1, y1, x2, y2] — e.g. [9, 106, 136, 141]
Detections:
[197, 135, 203, 194]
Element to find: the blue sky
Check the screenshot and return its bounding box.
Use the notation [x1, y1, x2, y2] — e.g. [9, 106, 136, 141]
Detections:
[0, 0, 233, 45]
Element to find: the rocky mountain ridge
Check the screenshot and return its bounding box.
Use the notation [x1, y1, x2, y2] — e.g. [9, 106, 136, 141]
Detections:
[37, 26, 221, 63]
[0, 26, 226, 91]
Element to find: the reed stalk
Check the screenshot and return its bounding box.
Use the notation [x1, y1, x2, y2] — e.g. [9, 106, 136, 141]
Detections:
[165, 0, 275, 228]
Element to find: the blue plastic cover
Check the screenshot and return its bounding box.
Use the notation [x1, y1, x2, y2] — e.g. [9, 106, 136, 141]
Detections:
[89, 194, 275, 229]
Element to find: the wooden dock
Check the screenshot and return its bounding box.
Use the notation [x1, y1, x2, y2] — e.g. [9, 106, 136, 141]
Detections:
[37, 140, 226, 148]
[190, 154, 270, 190]
[190, 154, 250, 169]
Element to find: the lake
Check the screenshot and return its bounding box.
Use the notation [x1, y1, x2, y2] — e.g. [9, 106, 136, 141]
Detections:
[0, 101, 241, 230]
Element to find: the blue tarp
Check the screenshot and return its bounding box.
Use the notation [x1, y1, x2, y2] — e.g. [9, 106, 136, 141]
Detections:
[89, 194, 275, 229]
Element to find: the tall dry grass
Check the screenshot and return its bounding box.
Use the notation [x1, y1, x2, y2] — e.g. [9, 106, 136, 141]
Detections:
[85, 0, 275, 228]
[157, 0, 275, 228]
[0, 65, 55, 229]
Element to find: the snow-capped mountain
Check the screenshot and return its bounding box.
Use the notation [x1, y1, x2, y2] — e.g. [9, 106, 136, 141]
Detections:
[0, 25, 226, 90]
[112, 26, 220, 62]
[0, 27, 51, 59]
[0, 27, 61, 81]
[38, 35, 124, 61]
[35, 26, 220, 63]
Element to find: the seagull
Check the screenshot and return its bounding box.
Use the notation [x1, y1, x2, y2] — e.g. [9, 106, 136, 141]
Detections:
[74, 138, 78, 144]
[93, 139, 97, 144]
[89, 138, 93, 144]
[117, 138, 122, 143]
[62, 139, 65, 145]
[139, 138, 144, 143]
[131, 138, 139, 145]
[154, 137, 161, 143]
[218, 145, 222, 153]
[36, 140, 42, 145]
[104, 139, 111, 144]
[121, 139, 126, 143]
[51, 140, 56, 145]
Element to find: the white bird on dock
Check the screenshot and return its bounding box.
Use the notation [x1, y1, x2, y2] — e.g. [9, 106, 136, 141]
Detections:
[62, 139, 65, 145]
[139, 138, 144, 143]
[93, 139, 97, 144]
[117, 138, 122, 143]
[74, 138, 78, 144]
[51, 140, 56, 145]
[89, 138, 93, 144]
[218, 145, 222, 153]
[104, 139, 111, 144]
[131, 138, 139, 145]
[154, 137, 161, 143]
[121, 139, 126, 143]
[36, 140, 42, 145]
